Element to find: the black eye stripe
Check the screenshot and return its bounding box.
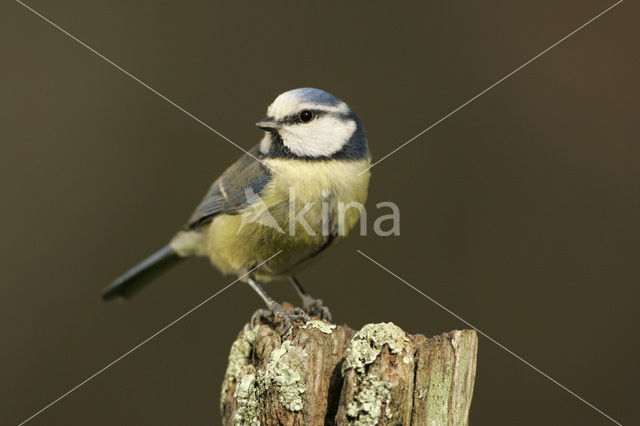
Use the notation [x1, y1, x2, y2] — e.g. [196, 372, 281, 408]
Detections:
[261, 115, 369, 161]
[282, 109, 328, 125]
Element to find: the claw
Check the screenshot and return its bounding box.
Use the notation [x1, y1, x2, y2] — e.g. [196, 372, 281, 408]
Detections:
[302, 297, 332, 322]
[250, 302, 310, 335]
[291, 307, 312, 323]
[289, 277, 333, 322]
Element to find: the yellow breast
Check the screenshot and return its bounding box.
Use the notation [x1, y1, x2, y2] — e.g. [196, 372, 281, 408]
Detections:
[206, 158, 371, 279]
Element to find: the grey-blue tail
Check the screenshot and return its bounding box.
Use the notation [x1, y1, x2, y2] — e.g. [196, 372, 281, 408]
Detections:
[102, 245, 183, 301]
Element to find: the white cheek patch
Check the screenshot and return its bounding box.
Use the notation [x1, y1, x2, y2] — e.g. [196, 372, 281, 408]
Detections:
[281, 116, 356, 157]
[259, 133, 271, 154]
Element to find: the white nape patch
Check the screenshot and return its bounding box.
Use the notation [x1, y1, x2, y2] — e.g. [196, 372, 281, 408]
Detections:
[259, 133, 271, 154]
[280, 115, 356, 157]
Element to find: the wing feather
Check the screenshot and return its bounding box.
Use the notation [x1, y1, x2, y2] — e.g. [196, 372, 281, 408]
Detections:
[186, 145, 271, 229]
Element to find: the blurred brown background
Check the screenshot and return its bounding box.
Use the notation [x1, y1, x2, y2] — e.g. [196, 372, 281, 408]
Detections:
[2, 0, 638, 424]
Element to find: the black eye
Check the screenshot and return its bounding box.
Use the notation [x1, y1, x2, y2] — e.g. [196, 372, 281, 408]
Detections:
[299, 110, 313, 122]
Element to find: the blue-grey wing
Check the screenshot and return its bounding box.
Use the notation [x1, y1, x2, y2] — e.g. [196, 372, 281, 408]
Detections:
[186, 145, 271, 229]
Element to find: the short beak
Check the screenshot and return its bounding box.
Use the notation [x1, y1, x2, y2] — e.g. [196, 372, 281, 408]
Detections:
[255, 117, 281, 132]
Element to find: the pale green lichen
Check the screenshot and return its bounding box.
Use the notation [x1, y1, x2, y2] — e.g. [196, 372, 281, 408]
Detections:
[233, 369, 260, 426]
[227, 337, 306, 423]
[342, 323, 411, 425]
[342, 322, 410, 374]
[302, 320, 336, 334]
[257, 340, 306, 411]
[220, 327, 258, 408]
[346, 374, 392, 425]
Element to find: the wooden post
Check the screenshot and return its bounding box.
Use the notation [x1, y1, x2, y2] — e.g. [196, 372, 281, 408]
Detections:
[220, 312, 477, 425]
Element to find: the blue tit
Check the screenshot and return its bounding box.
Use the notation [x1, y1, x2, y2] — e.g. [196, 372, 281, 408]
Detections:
[102, 88, 371, 327]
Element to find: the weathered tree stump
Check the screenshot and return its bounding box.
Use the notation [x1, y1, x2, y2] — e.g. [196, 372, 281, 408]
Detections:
[220, 311, 477, 425]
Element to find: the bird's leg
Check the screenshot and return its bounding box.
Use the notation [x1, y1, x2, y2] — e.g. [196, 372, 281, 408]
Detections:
[247, 275, 310, 335]
[290, 276, 332, 321]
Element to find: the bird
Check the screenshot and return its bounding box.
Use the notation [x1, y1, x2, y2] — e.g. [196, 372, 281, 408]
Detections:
[101, 88, 371, 330]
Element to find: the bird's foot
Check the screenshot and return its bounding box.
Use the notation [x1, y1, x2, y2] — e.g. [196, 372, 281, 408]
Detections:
[251, 302, 311, 335]
[301, 296, 332, 322]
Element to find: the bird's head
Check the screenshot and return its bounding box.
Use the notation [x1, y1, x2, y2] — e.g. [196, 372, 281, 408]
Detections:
[256, 88, 368, 160]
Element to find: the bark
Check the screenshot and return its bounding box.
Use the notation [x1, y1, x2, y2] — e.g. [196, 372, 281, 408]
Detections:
[220, 314, 477, 425]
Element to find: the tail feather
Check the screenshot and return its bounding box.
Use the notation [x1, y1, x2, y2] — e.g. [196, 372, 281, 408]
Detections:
[102, 245, 183, 301]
